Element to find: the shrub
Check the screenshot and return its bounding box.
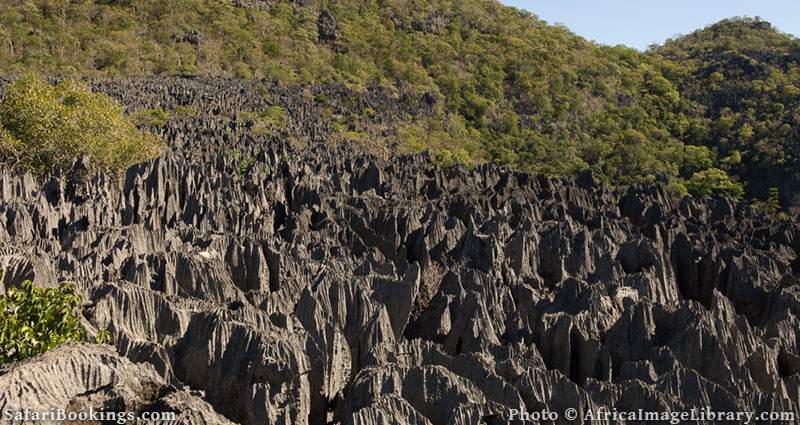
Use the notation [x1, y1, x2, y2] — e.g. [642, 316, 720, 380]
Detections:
[0, 74, 161, 176]
[173, 105, 199, 118]
[95, 329, 113, 345]
[227, 148, 256, 176]
[751, 187, 786, 219]
[173, 64, 200, 78]
[0, 280, 86, 365]
[130, 108, 171, 127]
[240, 106, 287, 135]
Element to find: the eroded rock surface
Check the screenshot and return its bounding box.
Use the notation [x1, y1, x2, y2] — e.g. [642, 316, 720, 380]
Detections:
[0, 78, 798, 424]
[0, 343, 233, 424]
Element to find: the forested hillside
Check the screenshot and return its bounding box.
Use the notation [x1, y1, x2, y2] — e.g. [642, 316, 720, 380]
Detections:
[0, 1, 797, 205]
[652, 18, 800, 205]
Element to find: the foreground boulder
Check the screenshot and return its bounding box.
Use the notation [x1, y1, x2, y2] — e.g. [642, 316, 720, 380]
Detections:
[0, 343, 233, 424]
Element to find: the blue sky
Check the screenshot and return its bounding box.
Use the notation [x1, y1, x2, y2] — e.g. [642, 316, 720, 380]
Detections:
[500, 0, 799, 50]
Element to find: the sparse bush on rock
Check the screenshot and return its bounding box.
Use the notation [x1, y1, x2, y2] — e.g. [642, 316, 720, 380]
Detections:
[0, 280, 86, 365]
[130, 107, 171, 128]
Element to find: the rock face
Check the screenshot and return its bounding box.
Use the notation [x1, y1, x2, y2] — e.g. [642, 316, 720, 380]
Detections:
[0, 343, 233, 424]
[0, 78, 799, 424]
[232, 0, 275, 9]
[317, 10, 340, 43]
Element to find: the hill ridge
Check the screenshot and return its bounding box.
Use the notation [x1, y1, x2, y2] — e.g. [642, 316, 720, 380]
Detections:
[0, 1, 798, 207]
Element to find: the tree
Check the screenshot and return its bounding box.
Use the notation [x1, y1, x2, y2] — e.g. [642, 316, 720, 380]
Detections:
[685, 168, 744, 198]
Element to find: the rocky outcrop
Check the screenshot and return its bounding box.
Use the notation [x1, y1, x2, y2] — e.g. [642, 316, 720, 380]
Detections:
[0, 78, 798, 424]
[317, 10, 340, 43]
[232, 0, 275, 9]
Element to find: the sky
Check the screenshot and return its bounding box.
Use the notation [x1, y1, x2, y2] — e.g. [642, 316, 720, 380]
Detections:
[500, 0, 799, 50]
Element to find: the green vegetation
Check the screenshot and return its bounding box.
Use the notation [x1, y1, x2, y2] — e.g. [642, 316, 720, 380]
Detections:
[0, 280, 86, 365]
[95, 329, 113, 345]
[751, 187, 787, 219]
[397, 114, 482, 166]
[240, 106, 287, 135]
[227, 148, 256, 176]
[652, 17, 800, 201]
[130, 107, 170, 127]
[0, 74, 161, 175]
[0, 2, 796, 201]
[685, 168, 744, 198]
[173, 105, 199, 118]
